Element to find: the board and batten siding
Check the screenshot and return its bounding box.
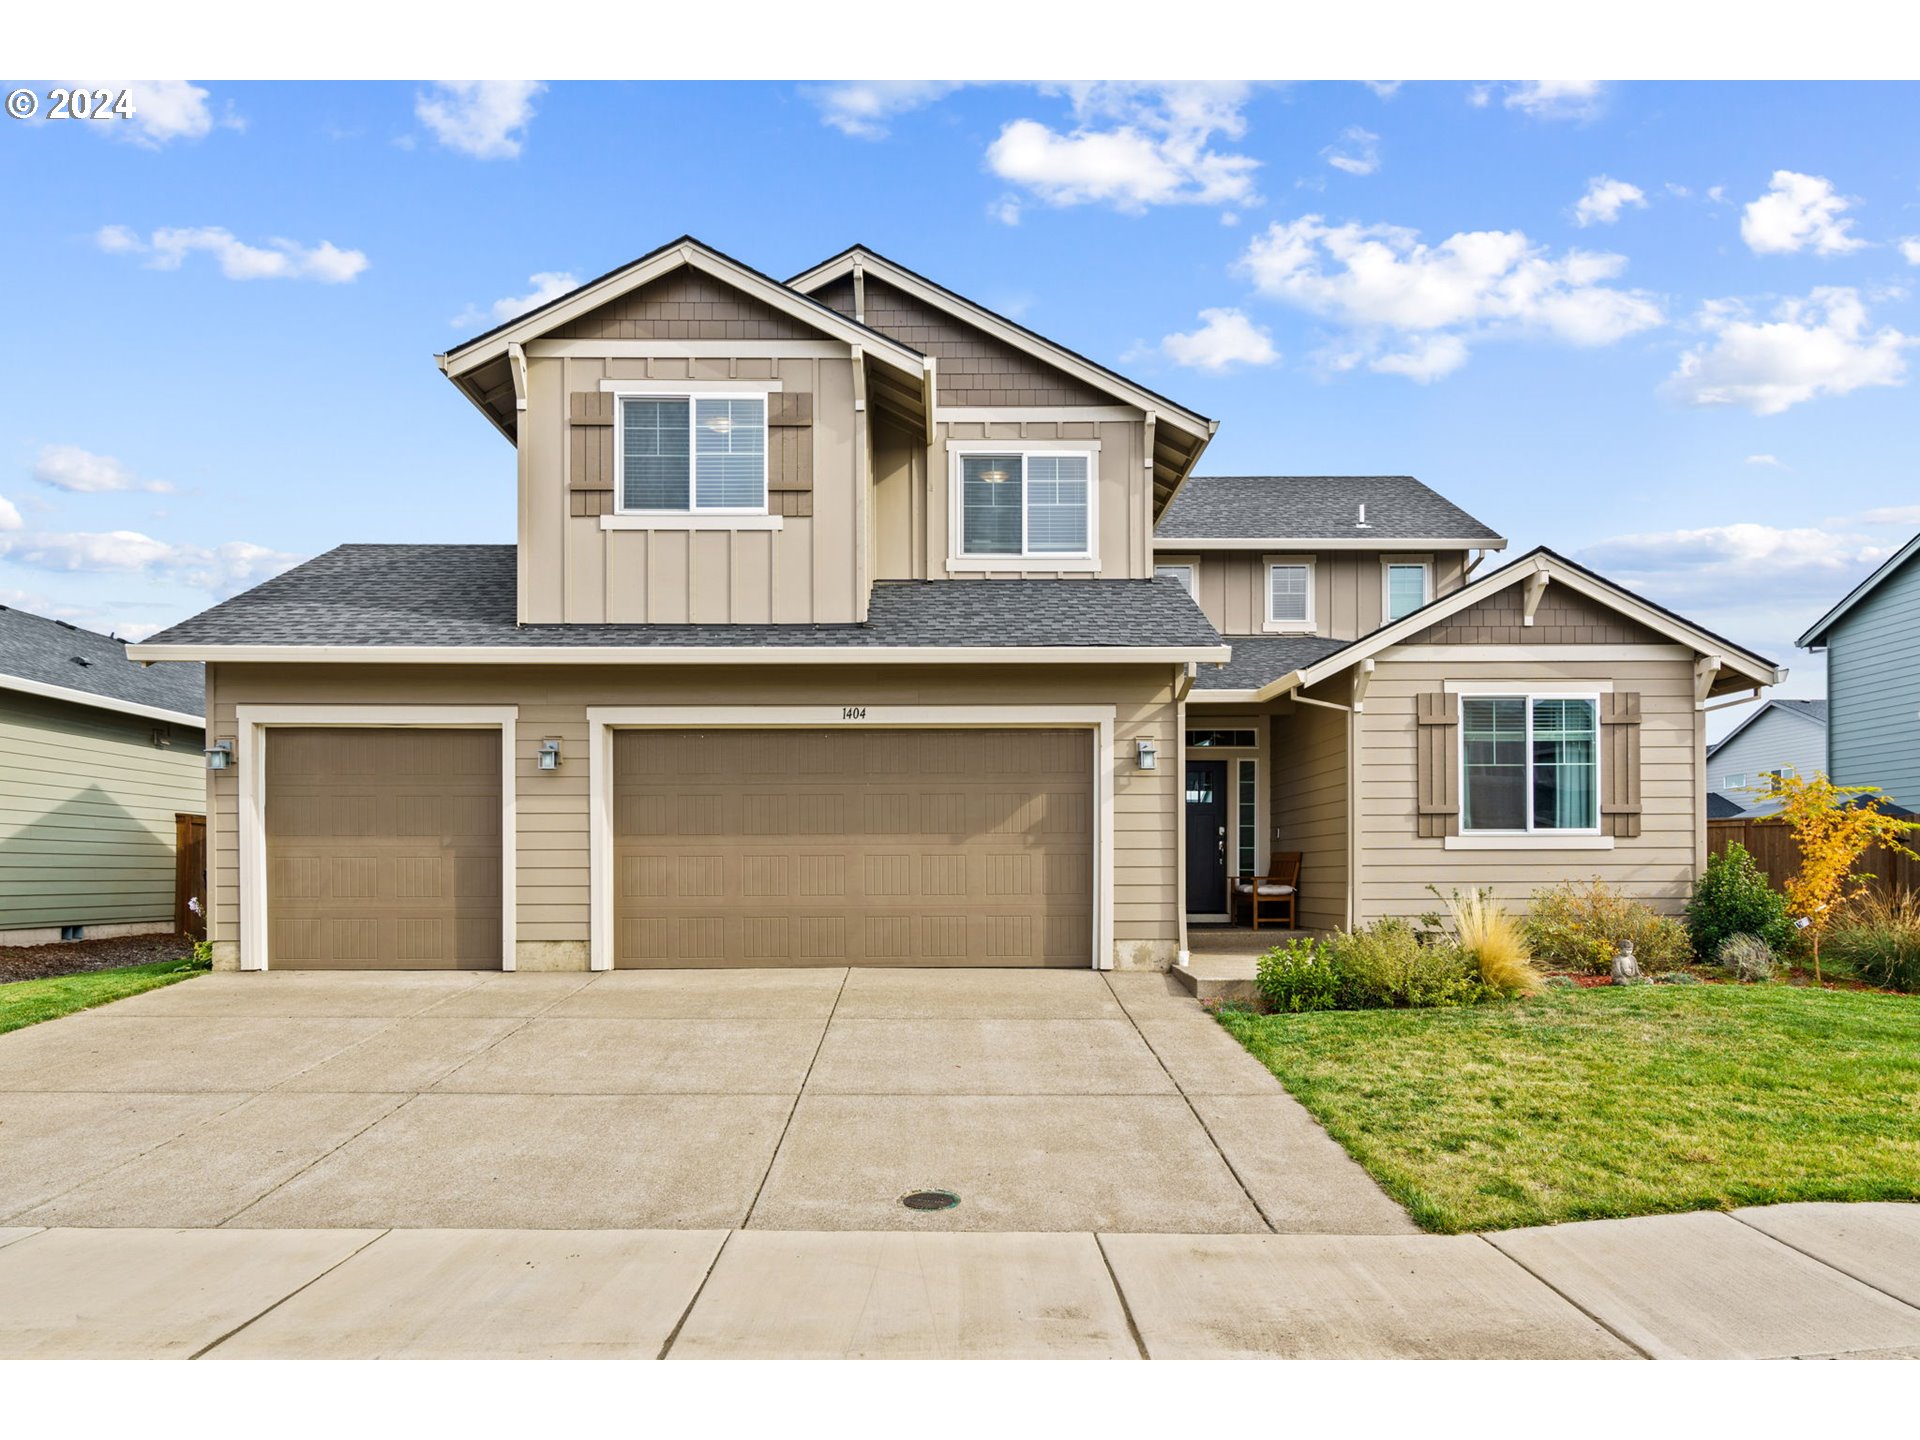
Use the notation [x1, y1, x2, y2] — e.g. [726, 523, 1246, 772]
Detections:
[1353, 652, 1705, 920]
[1268, 698, 1350, 930]
[0, 690, 203, 935]
[203, 661, 1181, 971]
[1177, 550, 1469, 640]
[1825, 551, 1920, 807]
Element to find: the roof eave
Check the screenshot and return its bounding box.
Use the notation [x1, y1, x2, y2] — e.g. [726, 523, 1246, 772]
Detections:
[1154, 535, 1509, 551]
[0, 671, 203, 727]
[126, 642, 1232, 666]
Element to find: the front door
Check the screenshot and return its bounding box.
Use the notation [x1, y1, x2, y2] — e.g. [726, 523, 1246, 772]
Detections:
[1184, 759, 1228, 917]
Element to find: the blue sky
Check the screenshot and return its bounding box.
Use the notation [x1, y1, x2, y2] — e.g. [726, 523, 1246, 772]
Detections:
[1, 79, 1915, 715]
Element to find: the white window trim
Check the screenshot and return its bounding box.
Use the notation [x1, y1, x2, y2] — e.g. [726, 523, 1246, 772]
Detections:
[1381, 554, 1434, 623]
[613, 391, 769, 518]
[1263, 554, 1316, 634]
[1454, 688, 1604, 839]
[232, 706, 519, 973]
[586, 705, 1116, 971]
[1154, 561, 1198, 599]
[946, 441, 1101, 573]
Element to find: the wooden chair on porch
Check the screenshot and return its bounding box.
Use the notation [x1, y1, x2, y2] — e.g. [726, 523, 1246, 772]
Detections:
[1233, 852, 1302, 930]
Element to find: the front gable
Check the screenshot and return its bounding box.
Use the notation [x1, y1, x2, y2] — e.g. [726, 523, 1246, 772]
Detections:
[550, 269, 824, 343]
[1405, 579, 1665, 647]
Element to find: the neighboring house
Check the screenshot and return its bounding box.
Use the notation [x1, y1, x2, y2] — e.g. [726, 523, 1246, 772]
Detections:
[1703, 698, 1829, 816]
[0, 605, 204, 945]
[1799, 532, 1920, 809]
[129, 236, 1783, 973]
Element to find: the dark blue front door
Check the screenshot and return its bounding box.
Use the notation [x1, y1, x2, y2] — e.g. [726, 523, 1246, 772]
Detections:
[1185, 759, 1228, 916]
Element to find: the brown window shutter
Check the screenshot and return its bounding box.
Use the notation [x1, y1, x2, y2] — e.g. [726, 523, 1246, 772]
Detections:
[1601, 691, 1643, 838]
[567, 392, 615, 504]
[768, 393, 814, 497]
[1416, 691, 1459, 838]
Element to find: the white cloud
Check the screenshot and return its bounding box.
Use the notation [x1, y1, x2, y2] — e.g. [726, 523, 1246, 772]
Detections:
[1859, 504, 1920, 526]
[1502, 81, 1604, 119]
[416, 81, 543, 159]
[0, 529, 302, 597]
[808, 81, 964, 139]
[1667, 287, 1912, 415]
[1573, 176, 1647, 227]
[1744, 454, 1787, 468]
[452, 271, 578, 329]
[1740, 171, 1866, 256]
[1236, 215, 1662, 380]
[0, 494, 20, 531]
[1322, 127, 1380, 176]
[1666, 183, 1692, 199]
[96, 225, 368, 283]
[987, 194, 1022, 226]
[1900, 237, 1920, 265]
[986, 82, 1259, 213]
[1157, 309, 1280, 371]
[48, 81, 243, 149]
[1466, 84, 1492, 108]
[1362, 81, 1402, 98]
[32, 444, 172, 495]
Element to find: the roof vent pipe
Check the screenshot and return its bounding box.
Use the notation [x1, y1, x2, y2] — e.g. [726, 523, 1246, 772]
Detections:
[1356, 503, 1370, 529]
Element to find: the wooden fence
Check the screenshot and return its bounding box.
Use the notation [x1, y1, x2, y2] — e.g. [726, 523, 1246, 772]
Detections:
[1707, 817, 1920, 897]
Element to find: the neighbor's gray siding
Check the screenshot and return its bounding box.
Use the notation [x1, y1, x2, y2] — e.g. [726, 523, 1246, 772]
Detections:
[1707, 708, 1826, 794]
[1826, 551, 1920, 806]
[0, 690, 204, 931]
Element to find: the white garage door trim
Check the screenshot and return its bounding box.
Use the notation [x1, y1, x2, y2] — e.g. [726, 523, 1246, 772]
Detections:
[234, 705, 519, 972]
[585, 705, 1117, 971]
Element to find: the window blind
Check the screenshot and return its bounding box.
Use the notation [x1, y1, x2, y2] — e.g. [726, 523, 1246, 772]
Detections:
[961, 454, 1023, 555]
[1024, 454, 1089, 554]
[621, 397, 691, 510]
[693, 397, 766, 509]
[1269, 564, 1310, 623]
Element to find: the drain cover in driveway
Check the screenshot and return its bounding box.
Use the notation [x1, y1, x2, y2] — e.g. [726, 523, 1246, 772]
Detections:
[900, 1189, 961, 1212]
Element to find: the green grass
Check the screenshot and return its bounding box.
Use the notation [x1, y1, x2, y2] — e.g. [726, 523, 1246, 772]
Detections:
[0, 954, 209, 1037]
[1217, 984, 1920, 1233]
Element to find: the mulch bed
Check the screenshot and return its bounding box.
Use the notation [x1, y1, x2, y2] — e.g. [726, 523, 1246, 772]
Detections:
[0, 932, 197, 984]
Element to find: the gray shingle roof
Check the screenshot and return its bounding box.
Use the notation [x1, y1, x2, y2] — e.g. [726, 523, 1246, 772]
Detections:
[1156, 475, 1505, 542]
[139, 545, 1224, 653]
[0, 604, 203, 718]
[1192, 634, 1351, 691]
[1775, 698, 1829, 723]
[1706, 792, 1748, 820]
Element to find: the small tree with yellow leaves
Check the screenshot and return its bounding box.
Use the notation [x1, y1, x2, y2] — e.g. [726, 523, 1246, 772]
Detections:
[1759, 771, 1920, 982]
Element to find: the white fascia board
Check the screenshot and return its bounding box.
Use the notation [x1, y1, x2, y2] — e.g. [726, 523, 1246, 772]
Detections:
[441, 244, 925, 385]
[1186, 688, 1262, 703]
[127, 643, 1233, 666]
[0, 672, 202, 728]
[789, 250, 1213, 440]
[1152, 536, 1510, 552]
[1796, 531, 1920, 648]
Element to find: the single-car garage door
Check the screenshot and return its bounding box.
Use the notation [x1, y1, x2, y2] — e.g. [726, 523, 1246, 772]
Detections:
[613, 728, 1093, 968]
[265, 727, 502, 969]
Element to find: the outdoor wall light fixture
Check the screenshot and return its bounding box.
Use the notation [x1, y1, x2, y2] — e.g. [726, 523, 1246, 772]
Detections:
[1136, 738, 1158, 771]
[205, 738, 235, 771]
[538, 739, 563, 772]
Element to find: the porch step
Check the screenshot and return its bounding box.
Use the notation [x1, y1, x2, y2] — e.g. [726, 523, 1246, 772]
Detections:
[1171, 963, 1261, 1006]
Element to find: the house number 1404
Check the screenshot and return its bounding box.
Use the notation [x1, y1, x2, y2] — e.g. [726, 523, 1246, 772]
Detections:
[841, 707, 867, 720]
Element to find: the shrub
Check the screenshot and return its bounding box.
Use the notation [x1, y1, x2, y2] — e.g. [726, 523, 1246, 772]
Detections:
[1716, 932, 1776, 983]
[1687, 844, 1793, 957]
[1524, 879, 1693, 975]
[1436, 886, 1543, 997]
[1328, 918, 1485, 1009]
[1254, 938, 1344, 1013]
[1824, 889, 1920, 993]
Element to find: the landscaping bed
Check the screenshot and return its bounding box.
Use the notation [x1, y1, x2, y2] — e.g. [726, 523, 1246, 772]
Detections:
[1218, 983, 1920, 1234]
[0, 932, 196, 984]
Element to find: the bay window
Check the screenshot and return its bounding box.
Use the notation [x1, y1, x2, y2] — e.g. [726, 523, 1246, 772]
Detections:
[1461, 694, 1599, 833]
[617, 394, 767, 513]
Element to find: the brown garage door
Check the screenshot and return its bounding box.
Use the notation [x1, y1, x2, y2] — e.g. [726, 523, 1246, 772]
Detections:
[265, 728, 502, 970]
[613, 728, 1092, 968]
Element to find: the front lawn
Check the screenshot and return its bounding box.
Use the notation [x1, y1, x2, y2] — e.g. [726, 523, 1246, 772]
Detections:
[0, 954, 208, 1037]
[1217, 984, 1920, 1233]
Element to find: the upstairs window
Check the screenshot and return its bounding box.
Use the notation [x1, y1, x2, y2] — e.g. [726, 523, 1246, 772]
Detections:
[1155, 563, 1197, 598]
[1461, 695, 1599, 833]
[617, 394, 766, 513]
[1265, 559, 1314, 631]
[958, 452, 1093, 559]
[1385, 560, 1432, 621]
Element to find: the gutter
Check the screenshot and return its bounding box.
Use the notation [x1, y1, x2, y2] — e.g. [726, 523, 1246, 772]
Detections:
[128, 642, 1235, 666]
[0, 673, 201, 728]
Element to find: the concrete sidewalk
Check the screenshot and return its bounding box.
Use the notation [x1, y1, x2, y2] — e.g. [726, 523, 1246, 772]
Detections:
[1, 1204, 1916, 1358]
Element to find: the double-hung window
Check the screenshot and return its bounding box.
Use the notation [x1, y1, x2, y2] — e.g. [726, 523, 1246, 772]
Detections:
[1384, 559, 1432, 621]
[1154, 562, 1197, 598]
[617, 394, 767, 514]
[1264, 557, 1315, 632]
[1461, 695, 1599, 833]
[955, 451, 1094, 562]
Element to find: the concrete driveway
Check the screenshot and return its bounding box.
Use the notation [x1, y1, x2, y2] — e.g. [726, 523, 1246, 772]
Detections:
[0, 967, 1413, 1235]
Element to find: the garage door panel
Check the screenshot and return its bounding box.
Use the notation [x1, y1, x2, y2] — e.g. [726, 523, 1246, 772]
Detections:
[613, 728, 1093, 968]
[266, 727, 502, 971]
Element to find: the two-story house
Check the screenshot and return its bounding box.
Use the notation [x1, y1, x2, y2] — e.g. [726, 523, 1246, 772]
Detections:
[1703, 698, 1829, 816]
[131, 236, 1783, 974]
[1798, 532, 1920, 808]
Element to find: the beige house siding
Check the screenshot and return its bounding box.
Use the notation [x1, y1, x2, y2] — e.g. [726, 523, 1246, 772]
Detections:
[203, 662, 1180, 971]
[1408, 581, 1662, 646]
[1268, 698, 1350, 931]
[550, 269, 819, 342]
[1183, 549, 1469, 639]
[0, 690, 203, 936]
[1353, 651, 1703, 921]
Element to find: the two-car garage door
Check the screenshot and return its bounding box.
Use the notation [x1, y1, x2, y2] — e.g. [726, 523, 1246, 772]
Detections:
[262, 724, 1094, 969]
[612, 728, 1093, 968]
